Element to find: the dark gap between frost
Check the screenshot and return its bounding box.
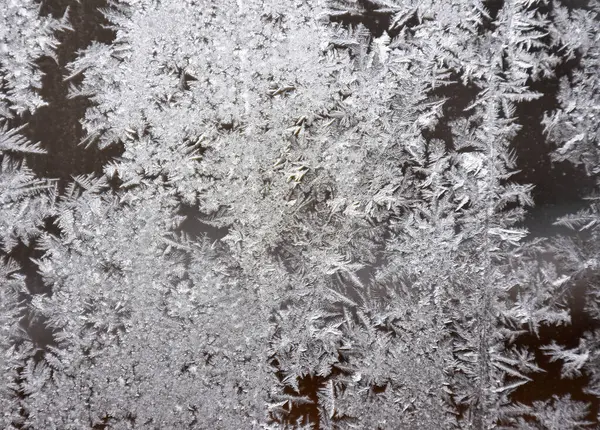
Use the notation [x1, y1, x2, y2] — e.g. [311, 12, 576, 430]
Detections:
[423, 79, 480, 150]
[511, 277, 600, 423]
[328, 0, 394, 38]
[511, 55, 594, 208]
[5, 240, 56, 351]
[18, 0, 123, 194]
[269, 368, 327, 430]
[176, 204, 230, 242]
[559, 0, 591, 11]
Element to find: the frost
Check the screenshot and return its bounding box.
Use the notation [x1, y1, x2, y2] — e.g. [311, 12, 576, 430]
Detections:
[1, 0, 599, 428]
[0, 1, 71, 116]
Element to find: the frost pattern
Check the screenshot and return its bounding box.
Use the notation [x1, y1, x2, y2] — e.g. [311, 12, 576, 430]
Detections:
[1, 0, 599, 428]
